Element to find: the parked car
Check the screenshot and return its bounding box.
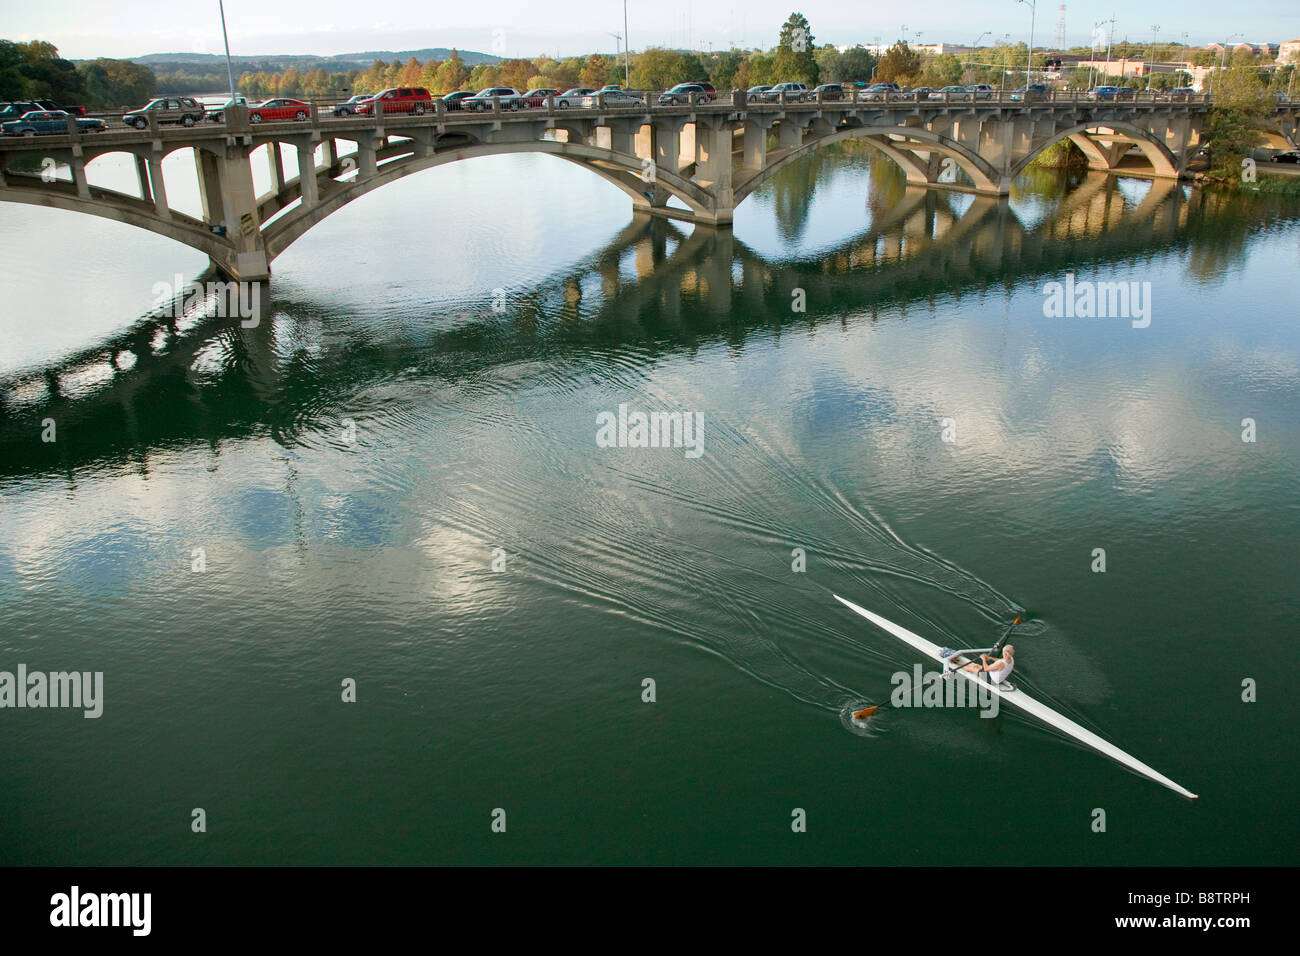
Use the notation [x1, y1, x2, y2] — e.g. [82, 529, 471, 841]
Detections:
[33, 99, 86, 116]
[1, 109, 106, 136]
[599, 84, 623, 92]
[760, 82, 809, 103]
[580, 90, 645, 108]
[1269, 151, 1300, 164]
[938, 85, 973, 100]
[907, 87, 936, 101]
[1090, 86, 1120, 101]
[553, 88, 596, 108]
[355, 87, 434, 115]
[1168, 87, 1196, 101]
[746, 85, 772, 102]
[332, 94, 372, 116]
[658, 83, 711, 105]
[247, 98, 312, 123]
[441, 91, 476, 111]
[1114, 86, 1137, 100]
[689, 81, 718, 98]
[461, 88, 525, 112]
[123, 96, 207, 128]
[0, 102, 40, 122]
[967, 84, 996, 100]
[1009, 84, 1048, 102]
[520, 88, 560, 108]
[812, 83, 844, 101]
[206, 95, 249, 122]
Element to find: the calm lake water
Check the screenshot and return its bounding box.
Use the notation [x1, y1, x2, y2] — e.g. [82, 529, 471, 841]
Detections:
[0, 144, 1297, 864]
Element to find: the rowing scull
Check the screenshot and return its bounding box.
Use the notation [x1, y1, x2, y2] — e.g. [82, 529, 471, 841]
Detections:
[834, 594, 1197, 800]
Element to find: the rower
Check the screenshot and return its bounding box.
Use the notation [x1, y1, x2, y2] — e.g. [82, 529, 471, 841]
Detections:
[954, 644, 1015, 684]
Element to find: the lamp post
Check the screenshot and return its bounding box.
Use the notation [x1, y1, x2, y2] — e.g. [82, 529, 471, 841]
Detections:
[622, 0, 630, 88]
[609, 31, 622, 79]
[1088, 19, 1109, 91]
[1215, 32, 1244, 96]
[1147, 25, 1160, 90]
[968, 31, 991, 86]
[218, 0, 237, 105]
[1017, 0, 1037, 86]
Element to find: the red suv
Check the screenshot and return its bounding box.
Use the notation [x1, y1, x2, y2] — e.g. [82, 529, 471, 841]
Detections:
[356, 87, 434, 115]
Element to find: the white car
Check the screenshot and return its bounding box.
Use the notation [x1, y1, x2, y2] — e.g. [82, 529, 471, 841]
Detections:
[462, 87, 525, 112]
[579, 90, 645, 108]
[554, 88, 597, 109]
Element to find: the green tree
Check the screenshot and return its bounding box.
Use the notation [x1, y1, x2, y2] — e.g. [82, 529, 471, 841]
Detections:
[15, 40, 85, 101]
[76, 57, 154, 107]
[1202, 66, 1272, 180]
[834, 46, 877, 84]
[707, 50, 746, 91]
[921, 53, 964, 87]
[773, 12, 819, 85]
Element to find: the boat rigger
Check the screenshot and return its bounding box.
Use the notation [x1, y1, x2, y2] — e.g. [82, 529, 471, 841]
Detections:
[834, 594, 1198, 800]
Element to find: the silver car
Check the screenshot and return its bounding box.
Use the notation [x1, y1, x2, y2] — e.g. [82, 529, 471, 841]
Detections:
[579, 90, 645, 108]
[554, 88, 597, 109]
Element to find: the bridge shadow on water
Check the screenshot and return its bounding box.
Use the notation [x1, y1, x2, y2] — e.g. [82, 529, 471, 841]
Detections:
[0, 171, 1294, 480]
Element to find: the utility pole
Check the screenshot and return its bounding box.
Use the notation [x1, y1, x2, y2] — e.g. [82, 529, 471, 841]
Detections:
[968, 31, 991, 86]
[1147, 25, 1160, 90]
[1105, 16, 1116, 86]
[623, 0, 630, 88]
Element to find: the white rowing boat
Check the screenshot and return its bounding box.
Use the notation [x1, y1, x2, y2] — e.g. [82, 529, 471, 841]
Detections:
[833, 594, 1198, 800]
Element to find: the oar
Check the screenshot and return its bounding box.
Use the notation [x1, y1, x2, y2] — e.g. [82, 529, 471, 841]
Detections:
[990, 615, 1023, 656]
[852, 705, 879, 719]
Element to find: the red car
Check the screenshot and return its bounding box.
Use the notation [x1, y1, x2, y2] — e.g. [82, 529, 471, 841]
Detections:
[247, 98, 311, 123]
[521, 88, 560, 108]
[355, 87, 434, 115]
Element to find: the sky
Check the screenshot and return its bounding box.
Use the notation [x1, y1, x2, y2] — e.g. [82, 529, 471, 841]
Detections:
[3, 0, 1299, 61]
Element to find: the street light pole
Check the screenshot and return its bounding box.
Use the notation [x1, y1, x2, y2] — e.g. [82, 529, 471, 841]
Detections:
[968, 31, 991, 86]
[218, 0, 237, 104]
[1017, 0, 1037, 86]
[1147, 25, 1160, 90]
[622, 0, 630, 88]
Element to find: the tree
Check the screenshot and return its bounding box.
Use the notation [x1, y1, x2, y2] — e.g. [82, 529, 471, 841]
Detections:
[834, 46, 877, 84]
[0, 40, 25, 99]
[579, 53, 613, 87]
[921, 53, 964, 88]
[1202, 66, 1272, 180]
[630, 48, 690, 90]
[707, 50, 746, 91]
[77, 56, 154, 107]
[773, 12, 819, 85]
[435, 51, 469, 93]
[399, 57, 422, 88]
[876, 42, 921, 84]
[14, 40, 85, 101]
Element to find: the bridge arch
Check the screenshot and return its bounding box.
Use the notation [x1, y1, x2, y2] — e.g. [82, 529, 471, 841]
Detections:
[262, 138, 715, 258]
[1010, 121, 1180, 179]
[733, 125, 1003, 205]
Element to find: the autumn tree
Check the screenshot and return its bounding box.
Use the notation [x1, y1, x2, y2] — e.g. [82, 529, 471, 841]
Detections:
[773, 12, 819, 85]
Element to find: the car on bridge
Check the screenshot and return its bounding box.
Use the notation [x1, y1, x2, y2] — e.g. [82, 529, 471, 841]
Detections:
[520, 88, 560, 108]
[1, 109, 106, 136]
[759, 82, 809, 103]
[123, 97, 207, 128]
[746, 85, 772, 102]
[812, 83, 844, 101]
[206, 95, 249, 122]
[860, 82, 900, 101]
[355, 87, 434, 115]
[332, 94, 373, 116]
[441, 91, 475, 111]
[967, 84, 996, 100]
[0, 102, 41, 122]
[1090, 86, 1135, 101]
[1167, 87, 1195, 101]
[579, 90, 646, 108]
[906, 87, 936, 101]
[462, 88, 526, 111]
[1009, 84, 1049, 102]
[553, 88, 597, 108]
[33, 99, 87, 116]
[247, 98, 312, 123]
[937, 86, 974, 100]
[658, 83, 712, 105]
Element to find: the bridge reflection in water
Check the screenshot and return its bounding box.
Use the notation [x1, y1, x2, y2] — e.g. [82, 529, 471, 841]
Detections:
[2, 168, 1296, 478]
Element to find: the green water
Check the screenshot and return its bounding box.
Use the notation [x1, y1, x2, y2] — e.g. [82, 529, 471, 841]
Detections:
[0, 147, 1297, 864]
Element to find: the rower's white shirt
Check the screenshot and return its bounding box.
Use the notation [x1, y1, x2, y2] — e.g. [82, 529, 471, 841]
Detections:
[986, 656, 1014, 684]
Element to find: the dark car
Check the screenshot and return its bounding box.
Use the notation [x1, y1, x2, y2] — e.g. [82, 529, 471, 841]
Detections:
[812, 83, 844, 101]
[690, 81, 718, 97]
[1090, 86, 1121, 101]
[441, 91, 475, 111]
[760, 82, 810, 103]
[1114, 86, 1136, 100]
[1009, 84, 1049, 102]
[123, 96, 207, 128]
[33, 99, 87, 116]
[1, 109, 106, 136]
[1168, 87, 1195, 101]
[332, 94, 372, 116]
[0, 101, 41, 122]
[658, 83, 709, 106]
[1269, 151, 1300, 164]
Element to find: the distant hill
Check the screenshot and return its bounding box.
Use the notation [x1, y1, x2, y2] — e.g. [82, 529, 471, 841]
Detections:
[82, 49, 502, 73]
